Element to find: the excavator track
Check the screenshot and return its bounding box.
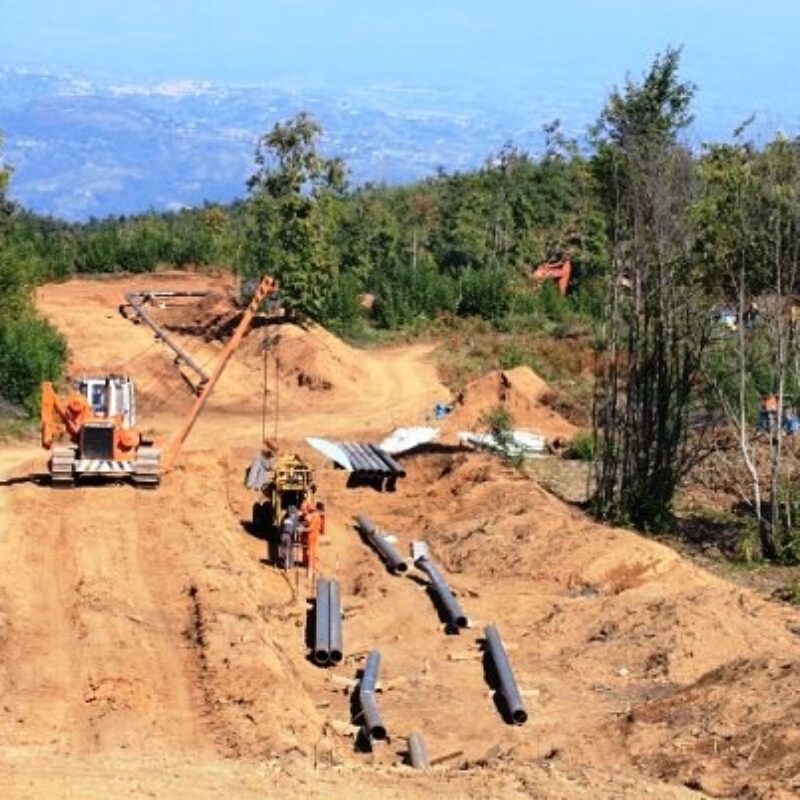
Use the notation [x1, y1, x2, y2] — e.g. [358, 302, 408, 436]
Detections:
[50, 446, 76, 488]
[132, 447, 161, 489]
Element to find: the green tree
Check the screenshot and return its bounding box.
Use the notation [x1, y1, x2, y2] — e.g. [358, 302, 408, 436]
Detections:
[243, 113, 346, 319]
[591, 47, 711, 530]
[0, 131, 66, 416]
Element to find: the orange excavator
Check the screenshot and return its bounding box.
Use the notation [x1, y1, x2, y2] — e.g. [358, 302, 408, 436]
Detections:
[531, 257, 572, 296]
[41, 275, 279, 488]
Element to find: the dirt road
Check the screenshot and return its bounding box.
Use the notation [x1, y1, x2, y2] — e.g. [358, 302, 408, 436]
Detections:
[0, 273, 798, 798]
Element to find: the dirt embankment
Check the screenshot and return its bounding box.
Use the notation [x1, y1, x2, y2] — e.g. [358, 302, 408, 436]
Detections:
[442, 367, 578, 441]
[0, 273, 795, 798]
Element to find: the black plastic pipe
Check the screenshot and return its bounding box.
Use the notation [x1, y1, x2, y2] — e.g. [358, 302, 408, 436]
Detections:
[407, 732, 430, 769]
[484, 624, 528, 725]
[415, 557, 468, 630]
[328, 578, 343, 665]
[355, 515, 408, 574]
[343, 443, 371, 473]
[358, 650, 387, 741]
[314, 577, 331, 665]
[368, 445, 407, 477]
[353, 442, 387, 473]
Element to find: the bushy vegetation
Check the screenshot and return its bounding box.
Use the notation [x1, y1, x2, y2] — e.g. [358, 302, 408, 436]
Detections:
[0, 138, 66, 419]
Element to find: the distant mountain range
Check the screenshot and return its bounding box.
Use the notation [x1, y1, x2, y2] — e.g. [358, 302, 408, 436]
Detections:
[0, 66, 792, 221]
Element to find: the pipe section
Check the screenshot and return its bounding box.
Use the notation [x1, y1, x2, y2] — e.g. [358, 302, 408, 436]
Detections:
[415, 557, 468, 630]
[328, 578, 343, 665]
[368, 445, 407, 477]
[343, 443, 370, 473]
[484, 624, 528, 725]
[314, 578, 331, 665]
[352, 442, 385, 473]
[407, 732, 430, 769]
[358, 650, 387, 741]
[355, 515, 408, 574]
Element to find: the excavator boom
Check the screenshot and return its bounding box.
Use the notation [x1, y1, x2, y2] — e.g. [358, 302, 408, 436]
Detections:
[162, 275, 279, 471]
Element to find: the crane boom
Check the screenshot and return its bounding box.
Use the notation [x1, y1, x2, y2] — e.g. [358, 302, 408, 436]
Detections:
[162, 275, 279, 471]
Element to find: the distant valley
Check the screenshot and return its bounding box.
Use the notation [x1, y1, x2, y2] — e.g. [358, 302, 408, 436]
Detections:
[0, 66, 788, 220]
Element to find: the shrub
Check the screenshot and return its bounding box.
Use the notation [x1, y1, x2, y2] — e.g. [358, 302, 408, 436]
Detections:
[565, 431, 596, 461]
[0, 315, 67, 414]
[457, 268, 511, 322]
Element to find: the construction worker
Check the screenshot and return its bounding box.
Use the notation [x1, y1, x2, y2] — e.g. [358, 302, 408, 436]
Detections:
[302, 501, 325, 576]
[279, 505, 298, 571]
[784, 404, 800, 435]
[758, 393, 778, 433]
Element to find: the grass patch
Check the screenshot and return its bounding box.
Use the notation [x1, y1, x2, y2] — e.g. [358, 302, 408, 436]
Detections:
[0, 415, 36, 442]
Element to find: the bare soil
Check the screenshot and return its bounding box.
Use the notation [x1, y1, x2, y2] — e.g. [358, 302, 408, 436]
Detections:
[0, 273, 797, 798]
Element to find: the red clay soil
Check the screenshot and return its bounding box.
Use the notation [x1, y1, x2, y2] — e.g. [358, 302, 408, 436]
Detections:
[0, 273, 796, 798]
[441, 366, 579, 440]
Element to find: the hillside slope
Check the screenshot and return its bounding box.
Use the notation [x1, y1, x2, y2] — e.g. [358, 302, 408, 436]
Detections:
[0, 273, 797, 798]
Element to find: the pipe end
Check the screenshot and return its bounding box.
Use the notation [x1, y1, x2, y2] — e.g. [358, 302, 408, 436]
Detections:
[370, 724, 387, 741]
[394, 561, 409, 574]
[314, 650, 331, 665]
[511, 708, 528, 725]
[329, 649, 343, 665]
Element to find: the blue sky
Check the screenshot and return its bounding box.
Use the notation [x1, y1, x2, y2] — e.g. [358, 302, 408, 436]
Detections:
[2, 1, 798, 114]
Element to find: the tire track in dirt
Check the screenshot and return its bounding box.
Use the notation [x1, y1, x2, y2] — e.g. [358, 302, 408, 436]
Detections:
[0, 490, 85, 751]
[0, 481, 209, 756]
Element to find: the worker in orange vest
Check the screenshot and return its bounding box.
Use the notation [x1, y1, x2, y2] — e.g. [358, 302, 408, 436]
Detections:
[758, 393, 779, 433]
[302, 501, 325, 576]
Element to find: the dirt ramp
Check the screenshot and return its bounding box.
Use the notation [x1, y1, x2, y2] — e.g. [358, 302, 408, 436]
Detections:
[443, 367, 578, 440]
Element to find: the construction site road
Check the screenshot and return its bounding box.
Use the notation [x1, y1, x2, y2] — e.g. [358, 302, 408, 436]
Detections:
[0, 273, 797, 799]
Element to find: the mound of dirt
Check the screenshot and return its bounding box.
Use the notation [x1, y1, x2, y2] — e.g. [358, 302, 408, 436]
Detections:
[151, 290, 372, 394]
[237, 322, 367, 394]
[442, 367, 578, 440]
[155, 291, 242, 338]
[625, 656, 800, 797]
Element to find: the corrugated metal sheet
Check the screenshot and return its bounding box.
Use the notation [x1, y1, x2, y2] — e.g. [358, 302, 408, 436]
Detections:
[379, 426, 440, 455]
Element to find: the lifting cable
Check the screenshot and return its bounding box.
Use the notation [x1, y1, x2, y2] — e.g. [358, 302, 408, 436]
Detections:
[274, 346, 280, 449]
[113, 339, 160, 373]
[262, 338, 269, 444]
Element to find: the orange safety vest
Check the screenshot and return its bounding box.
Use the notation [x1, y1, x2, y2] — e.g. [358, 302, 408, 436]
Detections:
[306, 511, 323, 540]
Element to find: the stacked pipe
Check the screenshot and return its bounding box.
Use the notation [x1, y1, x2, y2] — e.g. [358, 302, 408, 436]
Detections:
[484, 624, 528, 725]
[314, 577, 343, 665]
[355, 515, 409, 574]
[340, 443, 406, 478]
[415, 556, 469, 632]
[358, 650, 387, 741]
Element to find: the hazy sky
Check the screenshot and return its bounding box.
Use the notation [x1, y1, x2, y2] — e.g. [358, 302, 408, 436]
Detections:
[2, 1, 798, 116]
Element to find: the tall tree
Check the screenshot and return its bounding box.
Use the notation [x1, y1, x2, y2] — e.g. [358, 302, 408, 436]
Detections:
[243, 113, 346, 319]
[697, 135, 800, 560]
[591, 47, 712, 529]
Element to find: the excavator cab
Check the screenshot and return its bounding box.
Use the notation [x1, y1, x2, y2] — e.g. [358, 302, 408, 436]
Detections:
[77, 376, 137, 426]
